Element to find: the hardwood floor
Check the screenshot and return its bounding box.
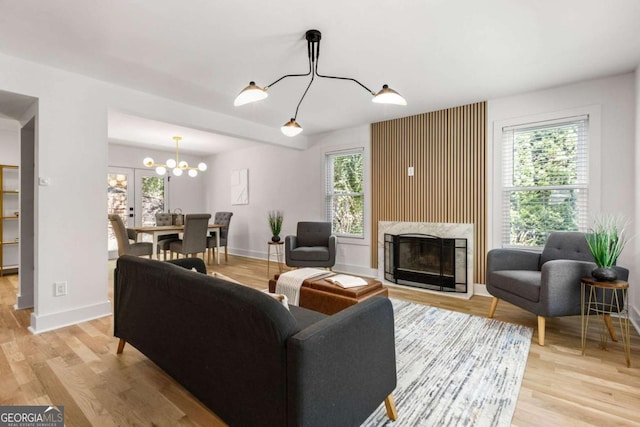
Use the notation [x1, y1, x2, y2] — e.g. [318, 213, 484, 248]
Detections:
[1, 255, 639, 426]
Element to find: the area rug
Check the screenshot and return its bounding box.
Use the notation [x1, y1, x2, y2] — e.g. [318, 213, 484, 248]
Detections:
[362, 299, 532, 427]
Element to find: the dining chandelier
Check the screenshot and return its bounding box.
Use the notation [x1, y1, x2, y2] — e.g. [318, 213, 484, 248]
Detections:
[234, 29, 407, 137]
[143, 136, 207, 177]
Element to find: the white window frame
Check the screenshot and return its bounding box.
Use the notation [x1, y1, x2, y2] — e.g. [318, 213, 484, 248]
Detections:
[490, 106, 602, 250]
[325, 148, 365, 239]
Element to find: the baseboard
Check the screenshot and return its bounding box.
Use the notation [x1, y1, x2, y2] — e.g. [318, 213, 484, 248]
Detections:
[15, 293, 34, 310]
[28, 300, 112, 334]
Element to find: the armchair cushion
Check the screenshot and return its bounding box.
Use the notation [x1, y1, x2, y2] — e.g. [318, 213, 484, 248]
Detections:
[296, 222, 331, 247]
[487, 270, 541, 303]
[289, 246, 331, 262]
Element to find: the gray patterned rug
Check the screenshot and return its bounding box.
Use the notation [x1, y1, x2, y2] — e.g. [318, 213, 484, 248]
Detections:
[362, 299, 532, 427]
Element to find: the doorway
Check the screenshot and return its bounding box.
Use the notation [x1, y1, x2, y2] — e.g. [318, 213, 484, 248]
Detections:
[107, 167, 168, 259]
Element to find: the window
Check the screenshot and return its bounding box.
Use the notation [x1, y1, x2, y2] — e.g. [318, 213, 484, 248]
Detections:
[502, 116, 588, 247]
[325, 150, 364, 237]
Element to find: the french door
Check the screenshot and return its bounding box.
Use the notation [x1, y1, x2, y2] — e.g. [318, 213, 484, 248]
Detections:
[107, 167, 168, 258]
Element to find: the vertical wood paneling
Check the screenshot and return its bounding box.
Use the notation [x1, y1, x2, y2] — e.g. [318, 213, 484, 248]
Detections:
[371, 102, 487, 284]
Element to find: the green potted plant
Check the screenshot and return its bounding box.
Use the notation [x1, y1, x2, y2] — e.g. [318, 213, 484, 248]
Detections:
[268, 210, 284, 242]
[585, 214, 628, 281]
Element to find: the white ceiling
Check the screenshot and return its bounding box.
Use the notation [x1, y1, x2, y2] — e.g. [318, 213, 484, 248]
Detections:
[0, 0, 639, 154]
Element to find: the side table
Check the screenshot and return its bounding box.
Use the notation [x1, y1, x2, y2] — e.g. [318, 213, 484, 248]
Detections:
[580, 277, 630, 367]
[267, 241, 284, 278]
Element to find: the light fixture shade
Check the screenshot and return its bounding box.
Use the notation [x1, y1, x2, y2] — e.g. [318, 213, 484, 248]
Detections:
[281, 118, 303, 137]
[372, 84, 407, 106]
[234, 81, 268, 106]
[166, 158, 177, 168]
[155, 166, 167, 175]
[198, 162, 207, 171]
[188, 169, 198, 177]
[173, 167, 183, 176]
[178, 160, 189, 169]
[143, 157, 154, 167]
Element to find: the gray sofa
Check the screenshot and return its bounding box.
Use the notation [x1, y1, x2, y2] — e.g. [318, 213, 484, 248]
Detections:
[486, 231, 628, 345]
[114, 255, 397, 426]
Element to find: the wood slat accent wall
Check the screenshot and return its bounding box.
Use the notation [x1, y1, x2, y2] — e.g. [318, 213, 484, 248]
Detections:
[371, 101, 487, 284]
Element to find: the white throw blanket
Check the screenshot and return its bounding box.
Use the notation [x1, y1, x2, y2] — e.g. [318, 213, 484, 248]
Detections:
[275, 268, 329, 306]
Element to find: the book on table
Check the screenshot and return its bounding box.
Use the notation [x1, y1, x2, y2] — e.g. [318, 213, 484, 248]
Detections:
[325, 274, 368, 288]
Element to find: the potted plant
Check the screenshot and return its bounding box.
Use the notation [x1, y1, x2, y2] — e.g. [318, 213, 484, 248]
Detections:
[585, 214, 628, 281]
[268, 210, 284, 242]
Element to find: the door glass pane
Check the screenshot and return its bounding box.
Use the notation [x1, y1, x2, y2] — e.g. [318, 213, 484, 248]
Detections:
[107, 173, 129, 252]
[141, 176, 165, 227]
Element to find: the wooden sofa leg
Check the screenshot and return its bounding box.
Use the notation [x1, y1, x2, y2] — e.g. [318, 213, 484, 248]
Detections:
[537, 316, 545, 346]
[384, 395, 398, 421]
[488, 297, 499, 318]
[224, 246, 228, 262]
[116, 338, 126, 354]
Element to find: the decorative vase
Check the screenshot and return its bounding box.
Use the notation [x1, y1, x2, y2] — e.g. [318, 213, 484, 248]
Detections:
[271, 235, 281, 243]
[591, 267, 617, 282]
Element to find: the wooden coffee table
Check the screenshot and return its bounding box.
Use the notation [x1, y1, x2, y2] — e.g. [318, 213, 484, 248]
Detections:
[269, 273, 388, 315]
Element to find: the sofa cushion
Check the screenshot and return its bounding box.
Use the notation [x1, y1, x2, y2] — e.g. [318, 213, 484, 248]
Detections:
[487, 270, 541, 303]
[290, 246, 330, 261]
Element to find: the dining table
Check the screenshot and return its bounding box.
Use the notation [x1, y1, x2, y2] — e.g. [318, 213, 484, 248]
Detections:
[133, 223, 225, 264]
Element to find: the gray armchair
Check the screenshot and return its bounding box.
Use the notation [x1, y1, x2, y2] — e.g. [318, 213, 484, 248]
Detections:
[285, 221, 337, 268]
[487, 231, 628, 345]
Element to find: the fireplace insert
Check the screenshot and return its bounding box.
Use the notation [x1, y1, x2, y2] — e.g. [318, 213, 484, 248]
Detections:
[384, 233, 467, 293]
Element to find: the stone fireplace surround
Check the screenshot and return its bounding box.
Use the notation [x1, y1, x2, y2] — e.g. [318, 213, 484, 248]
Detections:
[377, 221, 474, 299]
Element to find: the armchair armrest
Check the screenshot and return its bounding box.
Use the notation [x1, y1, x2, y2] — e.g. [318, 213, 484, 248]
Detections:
[487, 248, 541, 272]
[539, 259, 596, 317]
[286, 296, 396, 427]
[327, 234, 337, 265]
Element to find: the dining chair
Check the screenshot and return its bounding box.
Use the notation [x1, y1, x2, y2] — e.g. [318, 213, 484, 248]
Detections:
[207, 212, 233, 263]
[155, 212, 180, 260]
[108, 214, 153, 258]
[169, 213, 211, 259]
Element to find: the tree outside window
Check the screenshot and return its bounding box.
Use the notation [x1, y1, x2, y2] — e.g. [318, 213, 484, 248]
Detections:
[503, 118, 588, 247]
[326, 151, 364, 237]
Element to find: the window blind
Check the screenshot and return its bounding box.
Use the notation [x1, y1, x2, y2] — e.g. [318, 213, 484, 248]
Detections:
[502, 116, 589, 247]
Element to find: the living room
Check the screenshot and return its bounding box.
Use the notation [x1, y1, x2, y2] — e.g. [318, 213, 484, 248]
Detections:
[0, 1, 639, 425]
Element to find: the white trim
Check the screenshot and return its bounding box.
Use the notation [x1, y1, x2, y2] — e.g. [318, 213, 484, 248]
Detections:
[28, 300, 112, 334]
[490, 105, 602, 250]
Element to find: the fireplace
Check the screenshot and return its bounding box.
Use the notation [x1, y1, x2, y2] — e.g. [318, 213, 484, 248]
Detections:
[384, 233, 467, 293]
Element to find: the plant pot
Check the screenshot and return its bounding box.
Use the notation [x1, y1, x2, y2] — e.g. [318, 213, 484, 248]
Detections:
[271, 236, 281, 243]
[591, 267, 618, 282]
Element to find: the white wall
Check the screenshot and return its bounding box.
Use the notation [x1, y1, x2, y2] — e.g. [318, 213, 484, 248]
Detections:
[205, 124, 374, 276]
[108, 143, 207, 214]
[0, 118, 20, 164]
[634, 65, 640, 328]
[487, 72, 637, 322]
[0, 51, 302, 333]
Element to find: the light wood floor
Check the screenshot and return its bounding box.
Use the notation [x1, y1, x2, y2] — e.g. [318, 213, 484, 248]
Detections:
[1, 255, 639, 426]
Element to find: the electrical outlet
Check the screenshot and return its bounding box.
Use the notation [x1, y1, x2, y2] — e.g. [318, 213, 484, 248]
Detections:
[408, 166, 415, 176]
[54, 281, 67, 297]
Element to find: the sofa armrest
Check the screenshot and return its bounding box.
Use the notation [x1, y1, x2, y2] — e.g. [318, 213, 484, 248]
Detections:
[165, 257, 207, 274]
[487, 248, 541, 272]
[286, 296, 396, 427]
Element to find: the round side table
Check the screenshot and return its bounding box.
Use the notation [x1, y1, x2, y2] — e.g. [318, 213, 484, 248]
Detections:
[267, 241, 284, 278]
[580, 277, 630, 367]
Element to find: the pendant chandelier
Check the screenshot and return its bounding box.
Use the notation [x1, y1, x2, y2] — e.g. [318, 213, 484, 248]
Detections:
[143, 136, 207, 177]
[234, 29, 406, 137]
